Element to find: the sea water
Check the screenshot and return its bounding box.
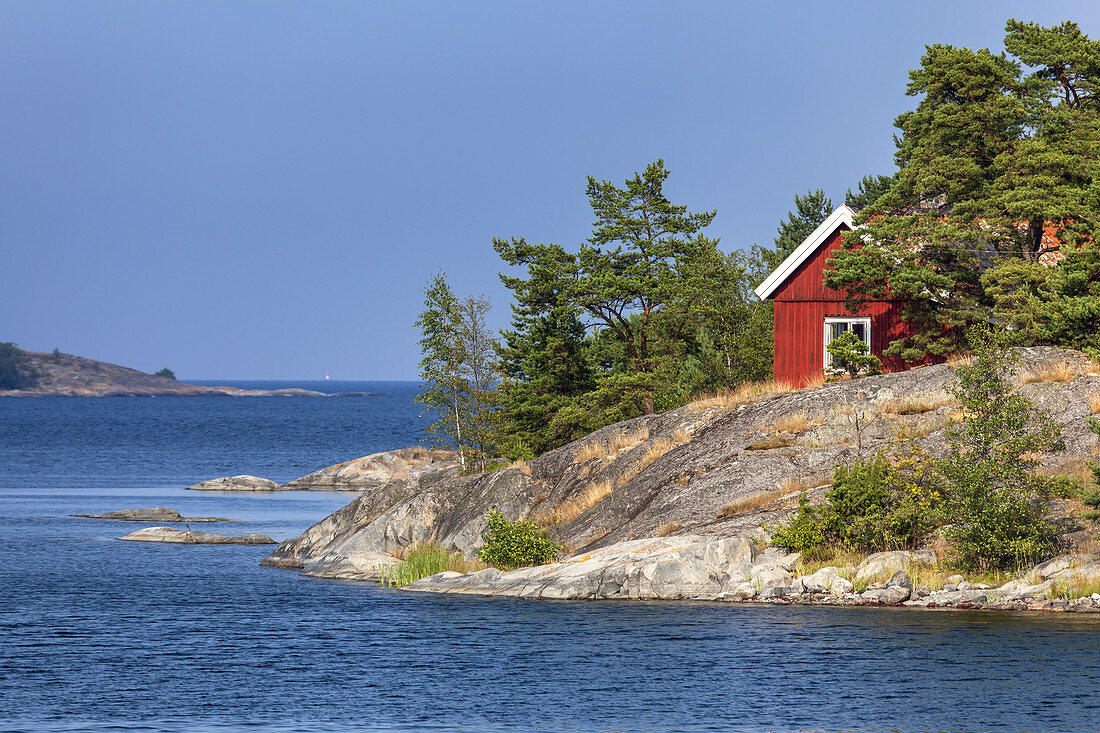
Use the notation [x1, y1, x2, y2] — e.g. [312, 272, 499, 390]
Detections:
[2, 382, 1099, 732]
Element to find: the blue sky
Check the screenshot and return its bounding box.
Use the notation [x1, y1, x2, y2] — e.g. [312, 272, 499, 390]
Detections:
[3, 1, 1099, 379]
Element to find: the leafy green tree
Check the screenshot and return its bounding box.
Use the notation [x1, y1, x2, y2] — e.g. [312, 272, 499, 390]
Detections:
[827, 20, 1100, 362]
[154, 367, 177, 381]
[938, 329, 1064, 570]
[770, 448, 940, 554]
[415, 273, 466, 466]
[0, 342, 37, 390]
[454, 294, 504, 471]
[696, 250, 774, 387]
[414, 272, 503, 472]
[497, 246, 598, 457]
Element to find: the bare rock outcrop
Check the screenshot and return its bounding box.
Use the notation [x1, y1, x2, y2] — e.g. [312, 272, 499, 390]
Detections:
[279, 447, 461, 491]
[261, 466, 535, 568]
[187, 475, 282, 491]
[75, 507, 230, 522]
[119, 527, 275, 544]
[263, 347, 1100, 589]
[403, 535, 760, 600]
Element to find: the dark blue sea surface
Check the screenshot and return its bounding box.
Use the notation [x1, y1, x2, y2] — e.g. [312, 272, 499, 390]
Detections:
[1, 381, 428, 488]
[2, 384, 1100, 732]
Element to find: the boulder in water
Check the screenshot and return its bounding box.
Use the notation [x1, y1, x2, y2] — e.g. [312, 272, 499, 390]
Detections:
[186, 475, 282, 491]
[74, 507, 230, 522]
[119, 527, 276, 544]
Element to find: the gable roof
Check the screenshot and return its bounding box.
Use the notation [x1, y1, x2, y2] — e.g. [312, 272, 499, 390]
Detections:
[753, 204, 858, 301]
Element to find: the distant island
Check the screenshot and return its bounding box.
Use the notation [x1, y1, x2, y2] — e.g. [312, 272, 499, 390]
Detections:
[0, 344, 371, 397]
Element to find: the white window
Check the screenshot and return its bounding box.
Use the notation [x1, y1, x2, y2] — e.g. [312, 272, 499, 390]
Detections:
[823, 317, 872, 370]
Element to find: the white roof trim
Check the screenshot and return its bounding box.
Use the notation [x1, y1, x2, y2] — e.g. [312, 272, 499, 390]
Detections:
[753, 204, 858, 301]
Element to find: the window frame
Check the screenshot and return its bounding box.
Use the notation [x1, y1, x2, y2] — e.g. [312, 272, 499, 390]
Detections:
[823, 317, 872, 370]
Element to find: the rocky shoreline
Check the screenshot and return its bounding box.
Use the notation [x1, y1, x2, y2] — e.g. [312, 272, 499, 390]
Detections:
[234, 346, 1100, 616]
[0, 347, 378, 397]
[394, 538, 1100, 614]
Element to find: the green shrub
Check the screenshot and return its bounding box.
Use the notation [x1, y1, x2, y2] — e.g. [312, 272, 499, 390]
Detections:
[380, 542, 472, 587]
[826, 331, 882, 377]
[155, 367, 177, 381]
[937, 329, 1062, 571]
[770, 448, 940, 554]
[477, 510, 561, 570]
[768, 493, 826, 553]
[1050, 474, 1084, 499]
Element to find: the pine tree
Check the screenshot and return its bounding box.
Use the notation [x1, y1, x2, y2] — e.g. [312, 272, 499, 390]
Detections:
[844, 174, 895, 208]
[763, 189, 833, 271]
[496, 160, 728, 417]
[826, 20, 1100, 362]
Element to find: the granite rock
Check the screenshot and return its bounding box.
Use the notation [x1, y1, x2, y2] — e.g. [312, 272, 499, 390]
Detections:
[855, 550, 937, 582]
[403, 535, 760, 601]
[75, 507, 229, 522]
[119, 527, 275, 544]
[187, 475, 282, 492]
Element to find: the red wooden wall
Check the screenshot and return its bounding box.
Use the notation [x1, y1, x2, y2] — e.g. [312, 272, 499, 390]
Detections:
[769, 225, 934, 384]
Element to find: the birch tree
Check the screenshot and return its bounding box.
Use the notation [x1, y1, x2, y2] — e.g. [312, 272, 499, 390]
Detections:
[414, 272, 502, 471]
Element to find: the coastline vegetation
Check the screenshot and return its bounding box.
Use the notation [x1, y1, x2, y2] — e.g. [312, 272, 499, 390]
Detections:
[0, 342, 40, 390]
[771, 330, 1068, 572]
[407, 18, 1100, 576]
[478, 510, 561, 570]
[379, 543, 481, 588]
[412, 22, 1100, 475]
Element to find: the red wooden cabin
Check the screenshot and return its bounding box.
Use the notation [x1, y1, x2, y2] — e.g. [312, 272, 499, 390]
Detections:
[754, 204, 934, 385]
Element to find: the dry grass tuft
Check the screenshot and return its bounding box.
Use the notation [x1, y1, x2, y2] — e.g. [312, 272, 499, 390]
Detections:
[775, 475, 806, 494]
[801, 371, 826, 390]
[1035, 458, 1093, 486]
[687, 380, 796, 413]
[507, 460, 532, 476]
[795, 548, 864, 578]
[1019, 361, 1077, 385]
[746, 434, 796, 451]
[769, 411, 820, 434]
[539, 479, 615, 526]
[572, 426, 650, 463]
[610, 426, 651, 452]
[675, 473, 690, 486]
[717, 473, 830, 519]
[656, 521, 682, 537]
[573, 441, 607, 463]
[716, 488, 788, 518]
[402, 446, 429, 459]
[946, 351, 973, 367]
[881, 394, 955, 415]
[617, 428, 692, 486]
[1089, 392, 1100, 415]
[894, 419, 940, 441]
